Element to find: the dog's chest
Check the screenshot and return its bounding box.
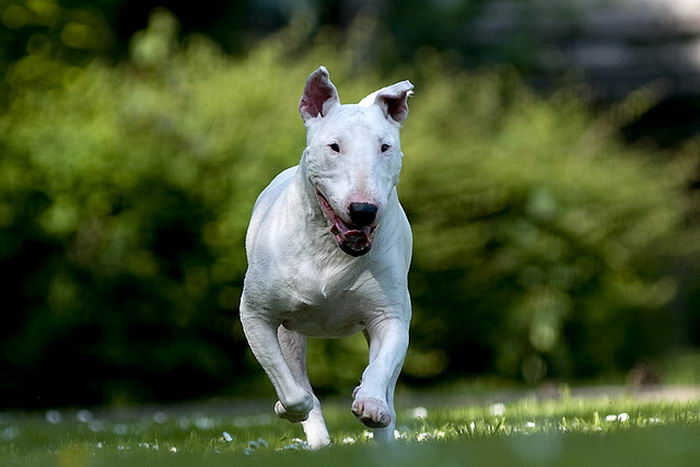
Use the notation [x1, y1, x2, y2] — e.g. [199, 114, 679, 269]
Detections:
[277, 258, 376, 338]
[281, 298, 366, 338]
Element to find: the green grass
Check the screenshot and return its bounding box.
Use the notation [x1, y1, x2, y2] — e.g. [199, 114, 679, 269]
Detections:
[1, 391, 699, 466]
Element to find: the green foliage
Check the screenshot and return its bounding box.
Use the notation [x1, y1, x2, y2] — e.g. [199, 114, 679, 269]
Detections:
[0, 10, 693, 405]
[0, 0, 113, 83]
[400, 65, 690, 382]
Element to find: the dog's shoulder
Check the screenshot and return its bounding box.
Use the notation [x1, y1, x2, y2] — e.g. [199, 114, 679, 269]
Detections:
[246, 165, 298, 256]
[252, 165, 298, 212]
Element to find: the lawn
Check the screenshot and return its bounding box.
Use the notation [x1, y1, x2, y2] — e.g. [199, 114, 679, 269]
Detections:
[1, 388, 699, 466]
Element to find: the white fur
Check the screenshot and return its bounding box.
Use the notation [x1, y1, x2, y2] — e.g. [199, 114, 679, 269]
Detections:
[240, 66, 414, 449]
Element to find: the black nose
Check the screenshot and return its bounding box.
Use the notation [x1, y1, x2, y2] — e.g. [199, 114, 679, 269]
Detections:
[348, 202, 378, 226]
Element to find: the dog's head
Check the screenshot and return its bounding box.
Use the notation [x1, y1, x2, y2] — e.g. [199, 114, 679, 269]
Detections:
[299, 66, 413, 257]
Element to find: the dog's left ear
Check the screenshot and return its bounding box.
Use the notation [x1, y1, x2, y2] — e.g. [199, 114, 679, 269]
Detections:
[359, 80, 414, 124]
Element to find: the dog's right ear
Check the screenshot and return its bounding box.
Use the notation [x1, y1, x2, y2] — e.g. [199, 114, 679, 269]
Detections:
[299, 66, 340, 123]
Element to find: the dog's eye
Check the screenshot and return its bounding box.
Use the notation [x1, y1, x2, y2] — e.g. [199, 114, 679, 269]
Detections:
[329, 143, 340, 152]
[381, 143, 391, 153]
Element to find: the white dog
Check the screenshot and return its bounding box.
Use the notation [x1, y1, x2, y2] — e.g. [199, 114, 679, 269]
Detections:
[240, 66, 414, 449]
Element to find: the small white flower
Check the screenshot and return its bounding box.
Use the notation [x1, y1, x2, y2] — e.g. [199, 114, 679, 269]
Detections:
[525, 421, 536, 428]
[257, 438, 269, 448]
[168, 446, 178, 453]
[489, 403, 506, 416]
[1, 427, 18, 440]
[243, 447, 254, 455]
[617, 413, 629, 422]
[76, 410, 93, 423]
[139, 442, 151, 449]
[46, 410, 62, 424]
[393, 430, 405, 439]
[88, 420, 105, 432]
[435, 430, 446, 439]
[113, 424, 129, 435]
[222, 431, 233, 442]
[95, 442, 104, 449]
[341, 436, 356, 445]
[416, 432, 432, 442]
[362, 431, 373, 439]
[411, 407, 428, 419]
[194, 416, 214, 430]
[152, 412, 167, 424]
[605, 415, 617, 422]
[279, 438, 309, 450]
[648, 417, 661, 424]
[116, 445, 126, 451]
[468, 421, 476, 432]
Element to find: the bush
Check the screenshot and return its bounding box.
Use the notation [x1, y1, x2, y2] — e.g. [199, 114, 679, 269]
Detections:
[401, 65, 689, 382]
[0, 11, 692, 406]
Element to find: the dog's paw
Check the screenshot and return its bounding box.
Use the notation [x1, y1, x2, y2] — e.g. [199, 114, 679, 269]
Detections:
[351, 396, 391, 428]
[274, 393, 313, 423]
[306, 431, 331, 450]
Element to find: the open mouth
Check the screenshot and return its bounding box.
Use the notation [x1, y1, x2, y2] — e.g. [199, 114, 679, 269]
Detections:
[315, 189, 377, 257]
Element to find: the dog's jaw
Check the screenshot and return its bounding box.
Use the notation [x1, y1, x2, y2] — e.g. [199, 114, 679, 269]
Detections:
[315, 189, 377, 257]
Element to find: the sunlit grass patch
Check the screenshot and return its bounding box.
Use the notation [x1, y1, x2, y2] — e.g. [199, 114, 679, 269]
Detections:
[1, 393, 699, 466]
[403, 396, 700, 440]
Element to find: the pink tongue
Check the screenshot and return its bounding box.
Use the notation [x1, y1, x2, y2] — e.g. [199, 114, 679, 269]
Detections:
[341, 229, 369, 247]
[330, 223, 371, 244]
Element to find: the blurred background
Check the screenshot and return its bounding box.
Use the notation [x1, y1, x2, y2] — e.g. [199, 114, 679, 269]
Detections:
[1, 0, 699, 410]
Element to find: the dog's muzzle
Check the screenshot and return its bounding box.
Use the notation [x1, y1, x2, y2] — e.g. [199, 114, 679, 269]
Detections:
[316, 190, 377, 257]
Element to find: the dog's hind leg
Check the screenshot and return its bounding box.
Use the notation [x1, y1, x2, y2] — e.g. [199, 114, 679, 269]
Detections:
[372, 364, 401, 442]
[278, 326, 331, 449]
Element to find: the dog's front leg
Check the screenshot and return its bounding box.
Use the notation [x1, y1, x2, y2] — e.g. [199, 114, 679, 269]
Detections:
[240, 312, 314, 422]
[352, 315, 409, 441]
[278, 326, 331, 449]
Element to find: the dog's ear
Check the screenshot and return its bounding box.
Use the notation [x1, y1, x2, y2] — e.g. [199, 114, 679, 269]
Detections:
[299, 66, 340, 122]
[359, 80, 414, 124]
